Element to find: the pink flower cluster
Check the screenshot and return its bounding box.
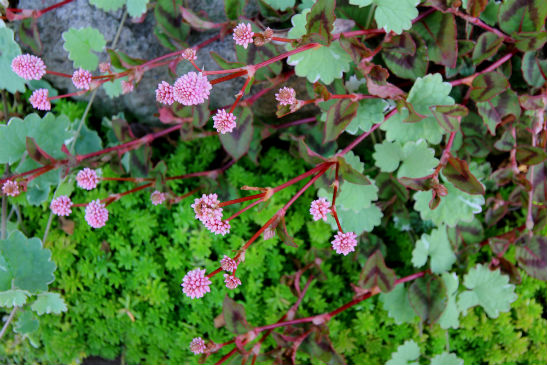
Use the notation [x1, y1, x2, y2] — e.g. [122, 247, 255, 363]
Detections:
[150, 191, 166, 206]
[121, 80, 134, 94]
[76, 168, 99, 190]
[85, 200, 109, 229]
[212, 109, 237, 134]
[181, 268, 212, 299]
[220, 255, 238, 273]
[50, 196, 73, 216]
[224, 274, 241, 289]
[72, 68, 92, 90]
[190, 337, 206, 355]
[191, 194, 231, 235]
[310, 198, 330, 222]
[156, 72, 212, 106]
[155, 81, 174, 105]
[275, 87, 297, 106]
[331, 231, 357, 255]
[2, 180, 20, 197]
[11, 54, 46, 80]
[233, 23, 254, 49]
[182, 48, 197, 61]
[29, 89, 51, 111]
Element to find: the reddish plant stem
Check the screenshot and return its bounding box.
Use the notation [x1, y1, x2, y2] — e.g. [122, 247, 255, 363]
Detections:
[450, 52, 515, 86]
[219, 193, 266, 208]
[447, 8, 513, 42]
[49, 90, 89, 100]
[211, 71, 248, 85]
[214, 347, 238, 365]
[433, 131, 456, 177]
[166, 159, 234, 181]
[271, 36, 292, 43]
[272, 117, 316, 130]
[337, 109, 395, 157]
[73, 182, 153, 207]
[170, 188, 200, 204]
[331, 162, 343, 232]
[46, 70, 72, 78]
[101, 177, 153, 182]
[229, 77, 252, 113]
[6, 0, 74, 20]
[226, 199, 263, 221]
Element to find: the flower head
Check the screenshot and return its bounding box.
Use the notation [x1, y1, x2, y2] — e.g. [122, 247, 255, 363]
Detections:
[233, 23, 254, 49]
[150, 190, 166, 206]
[76, 168, 99, 190]
[212, 109, 237, 134]
[11, 54, 46, 80]
[191, 193, 222, 223]
[99, 62, 111, 73]
[189, 337, 206, 355]
[29, 89, 51, 111]
[275, 87, 296, 106]
[121, 80, 134, 94]
[155, 81, 174, 105]
[182, 48, 197, 61]
[220, 255, 238, 273]
[310, 198, 330, 222]
[85, 200, 109, 229]
[50, 196, 73, 216]
[173, 72, 212, 106]
[205, 219, 231, 236]
[224, 274, 242, 289]
[331, 231, 357, 255]
[2, 180, 20, 197]
[72, 68, 92, 90]
[181, 268, 212, 299]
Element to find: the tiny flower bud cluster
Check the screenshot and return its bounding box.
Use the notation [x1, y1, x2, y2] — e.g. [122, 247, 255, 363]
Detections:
[85, 200, 109, 228]
[173, 72, 212, 106]
[11, 54, 46, 80]
[121, 80, 134, 94]
[155, 81, 174, 105]
[76, 168, 99, 190]
[150, 190, 166, 206]
[182, 48, 197, 61]
[254, 27, 273, 46]
[331, 231, 357, 256]
[224, 274, 242, 289]
[191, 194, 231, 235]
[29, 89, 51, 111]
[310, 198, 330, 222]
[212, 109, 237, 134]
[181, 268, 211, 299]
[189, 337, 206, 355]
[2, 180, 20, 197]
[220, 255, 238, 273]
[72, 68, 92, 90]
[50, 196, 73, 216]
[275, 87, 297, 106]
[233, 23, 254, 49]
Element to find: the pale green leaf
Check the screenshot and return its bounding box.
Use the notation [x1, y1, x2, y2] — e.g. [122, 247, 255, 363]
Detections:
[430, 352, 464, 365]
[411, 226, 455, 274]
[381, 74, 454, 144]
[438, 272, 460, 329]
[263, 0, 295, 11]
[341, 151, 365, 173]
[350, 0, 419, 35]
[0, 23, 26, 92]
[398, 140, 439, 178]
[102, 78, 124, 98]
[14, 310, 39, 335]
[127, 0, 149, 18]
[386, 340, 420, 365]
[457, 264, 517, 318]
[62, 27, 106, 70]
[337, 181, 379, 212]
[373, 140, 402, 172]
[75, 123, 103, 155]
[287, 10, 352, 84]
[0, 231, 56, 293]
[31, 292, 68, 315]
[346, 98, 386, 135]
[328, 205, 383, 234]
[413, 179, 485, 227]
[89, 0, 125, 11]
[0, 113, 71, 164]
[0, 289, 30, 307]
[380, 284, 417, 324]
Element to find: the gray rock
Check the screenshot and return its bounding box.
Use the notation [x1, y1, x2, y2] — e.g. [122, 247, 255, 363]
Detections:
[17, 0, 260, 123]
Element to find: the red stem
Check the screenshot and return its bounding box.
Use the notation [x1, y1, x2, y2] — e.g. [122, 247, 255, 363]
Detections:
[46, 70, 72, 78]
[229, 77, 252, 113]
[450, 52, 515, 86]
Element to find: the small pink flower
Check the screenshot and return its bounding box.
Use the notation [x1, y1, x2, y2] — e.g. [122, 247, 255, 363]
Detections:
[85, 199, 109, 229]
[181, 268, 212, 299]
[331, 231, 357, 256]
[11, 54, 46, 80]
[99, 62, 111, 73]
[220, 255, 238, 273]
[155, 81, 174, 105]
[205, 219, 231, 236]
[173, 72, 212, 106]
[191, 193, 222, 223]
[50, 196, 73, 216]
[150, 190, 166, 206]
[76, 168, 99, 190]
[121, 80, 134, 94]
[2, 180, 20, 197]
[310, 198, 330, 222]
[233, 23, 254, 49]
[29, 89, 51, 111]
[182, 48, 197, 61]
[72, 68, 92, 90]
[190, 337, 206, 355]
[212, 109, 237, 134]
[275, 87, 296, 106]
[224, 274, 242, 289]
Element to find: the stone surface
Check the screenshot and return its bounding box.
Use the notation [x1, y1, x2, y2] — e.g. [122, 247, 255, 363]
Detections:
[17, 0, 258, 123]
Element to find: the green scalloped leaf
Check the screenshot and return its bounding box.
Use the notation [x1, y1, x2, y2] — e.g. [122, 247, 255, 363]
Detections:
[127, 0, 150, 17]
[438, 272, 460, 329]
[62, 27, 106, 70]
[398, 140, 439, 179]
[0, 289, 30, 307]
[412, 226, 456, 274]
[350, 0, 419, 34]
[0, 23, 26, 93]
[381, 74, 454, 144]
[457, 264, 517, 318]
[337, 181, 378, 212]
[380, 284, 417, 324]
[430, 352, 464, 365]
[14, 310, 39, 335]
[0, 231, 56, 293]
[386, 340, 420, 365]
[287, 10, 352, 84]
[346, 98, 386, 135]
[31, 292, 67, 315]
[89, 0, 125, 11]
[373, 140, 402, 173]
